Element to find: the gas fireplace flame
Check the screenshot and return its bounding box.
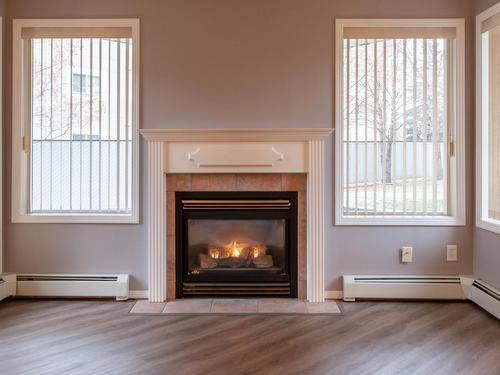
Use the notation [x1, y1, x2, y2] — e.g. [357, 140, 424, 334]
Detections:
[251, 247, 260, 259]
[230, 241, 241, 257]
[207, 241, 267, 260]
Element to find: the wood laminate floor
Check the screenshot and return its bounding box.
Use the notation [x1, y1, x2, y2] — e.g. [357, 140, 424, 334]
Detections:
[0, 298, 498, 375]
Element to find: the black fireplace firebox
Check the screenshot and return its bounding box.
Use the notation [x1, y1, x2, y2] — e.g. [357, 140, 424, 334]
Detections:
[175, 191, 298, 298]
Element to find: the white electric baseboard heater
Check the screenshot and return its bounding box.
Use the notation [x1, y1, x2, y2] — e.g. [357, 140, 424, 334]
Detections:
[467, 279, 500, 320]
[343, 274, 499, 320]
[342, 275, 466, 301]
[0, 274, 17, 302]
[16, 274, 129, 300]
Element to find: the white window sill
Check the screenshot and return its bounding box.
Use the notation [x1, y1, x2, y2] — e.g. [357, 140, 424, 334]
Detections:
[476, 218, 500, 235]
[336, 215, 466, 226]
[12, 212, 139, 224]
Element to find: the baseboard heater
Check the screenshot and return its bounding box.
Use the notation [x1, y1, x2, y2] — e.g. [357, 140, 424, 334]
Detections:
[342, 275, 465, 301]
[467, 279, 500, 320]
[16, 274, 129, 300]
[0, 274, 17, 302]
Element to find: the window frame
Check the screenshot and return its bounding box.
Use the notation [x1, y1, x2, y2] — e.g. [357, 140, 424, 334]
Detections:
[0, 16, 3, 271]
[476, 4, 500, 235]
[334, 18, 466, 226]
[11, 18, 140, 224]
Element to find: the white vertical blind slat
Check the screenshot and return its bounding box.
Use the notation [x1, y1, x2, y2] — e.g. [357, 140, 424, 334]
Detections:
[373, 39, 378, 214]
[443, 40, 449, 214]
[345, 39, 350, 212]
[59, 40, 64, 211]
[108, 39, 111, 210]
[116, 38, 121, 212]
[98, 39, 102, 211]
[422, 39, 428, 214]
[40, 40, 44, 211]
[364, 39, 368, 213]
[432, 39, 439, 213]
[382, 39, 387, 214]
[403, 39, 408, 213]
[49, 39, 54, 211]
[89, 39, 93, 211]
[79, 39, 83, 211]
[125, 39, 130, 213]
[354, 39, 359, 214]
[69, 40, 74, 211]
[392, 40, 397, 214]
[412, 39, 418, 213]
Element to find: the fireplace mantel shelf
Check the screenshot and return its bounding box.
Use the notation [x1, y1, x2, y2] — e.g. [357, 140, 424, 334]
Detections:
[139, 128, 333, 142]
[141, 128, 332, 303]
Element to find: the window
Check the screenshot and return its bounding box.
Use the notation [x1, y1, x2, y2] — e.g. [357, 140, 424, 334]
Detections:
[0, 16, 3, 272]
[72, 73, 100, 95]
[335, 19, 465, 225]
[477, 5, 500, 234]
[12, 19, 140, 223]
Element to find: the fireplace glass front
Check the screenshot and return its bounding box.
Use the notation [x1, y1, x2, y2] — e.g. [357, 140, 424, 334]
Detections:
[176, 192, 297, 297]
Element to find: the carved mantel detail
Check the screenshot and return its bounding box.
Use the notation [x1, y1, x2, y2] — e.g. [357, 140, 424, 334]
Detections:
[187, 144, 285, 168]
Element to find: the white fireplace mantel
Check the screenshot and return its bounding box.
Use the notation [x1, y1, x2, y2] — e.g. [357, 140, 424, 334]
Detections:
[140, 128, 333, 303]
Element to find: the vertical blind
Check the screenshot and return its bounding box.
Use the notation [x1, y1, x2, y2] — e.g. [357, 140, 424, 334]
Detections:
[342, 31, 453, 216]
[29, 35, 133, 214]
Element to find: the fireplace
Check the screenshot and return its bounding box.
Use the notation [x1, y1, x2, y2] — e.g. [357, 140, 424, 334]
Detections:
[141, 128, 331, 302]
[176, 191, 298, 297]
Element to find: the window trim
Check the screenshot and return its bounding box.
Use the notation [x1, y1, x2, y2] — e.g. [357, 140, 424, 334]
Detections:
[0, 16, 3, 271]
[476, 4, 500, 235]
[11, 18, 140, 224]
[334, 18, 466, 226]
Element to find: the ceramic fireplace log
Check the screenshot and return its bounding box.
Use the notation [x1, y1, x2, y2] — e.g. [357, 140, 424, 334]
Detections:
[199, 254, 274, 269]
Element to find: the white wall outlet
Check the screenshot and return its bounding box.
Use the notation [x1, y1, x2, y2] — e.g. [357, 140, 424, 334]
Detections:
[401, 247, 413, 263]
[447, 245, 458, 261]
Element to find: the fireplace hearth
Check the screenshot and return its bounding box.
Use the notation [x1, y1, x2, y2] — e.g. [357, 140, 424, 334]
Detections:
[176, 191, 298, 297]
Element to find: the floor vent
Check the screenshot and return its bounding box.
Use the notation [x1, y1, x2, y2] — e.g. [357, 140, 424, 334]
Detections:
[342, 275, 465, 301]
[0, 274, 17, 302]
[470, 280, 500, 319]
[16, 274, 129, 300]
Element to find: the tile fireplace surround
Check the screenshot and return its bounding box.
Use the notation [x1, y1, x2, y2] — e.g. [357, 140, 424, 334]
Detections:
[140, 128, 333, 303]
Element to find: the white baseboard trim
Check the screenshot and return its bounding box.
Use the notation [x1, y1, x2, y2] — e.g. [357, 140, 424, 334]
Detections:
[324, 290, 343, 300]
[129, 290, 149, 299]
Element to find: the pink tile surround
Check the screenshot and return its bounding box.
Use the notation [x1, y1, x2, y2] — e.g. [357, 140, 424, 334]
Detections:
[166, 173, 308, 300]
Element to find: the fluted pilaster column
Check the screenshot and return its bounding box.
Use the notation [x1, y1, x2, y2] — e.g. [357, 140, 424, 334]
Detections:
[307, 139, 325, 302]
[148, 141, 166, 302]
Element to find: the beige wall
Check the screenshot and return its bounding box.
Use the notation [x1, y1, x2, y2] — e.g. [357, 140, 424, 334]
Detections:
[3, 0, 474, 291]
[475, 0, 500, 13]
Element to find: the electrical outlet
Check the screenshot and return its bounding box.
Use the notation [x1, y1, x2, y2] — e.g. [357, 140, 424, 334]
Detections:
[401, 247, 413, 263]
[447, 245, 458, 261]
